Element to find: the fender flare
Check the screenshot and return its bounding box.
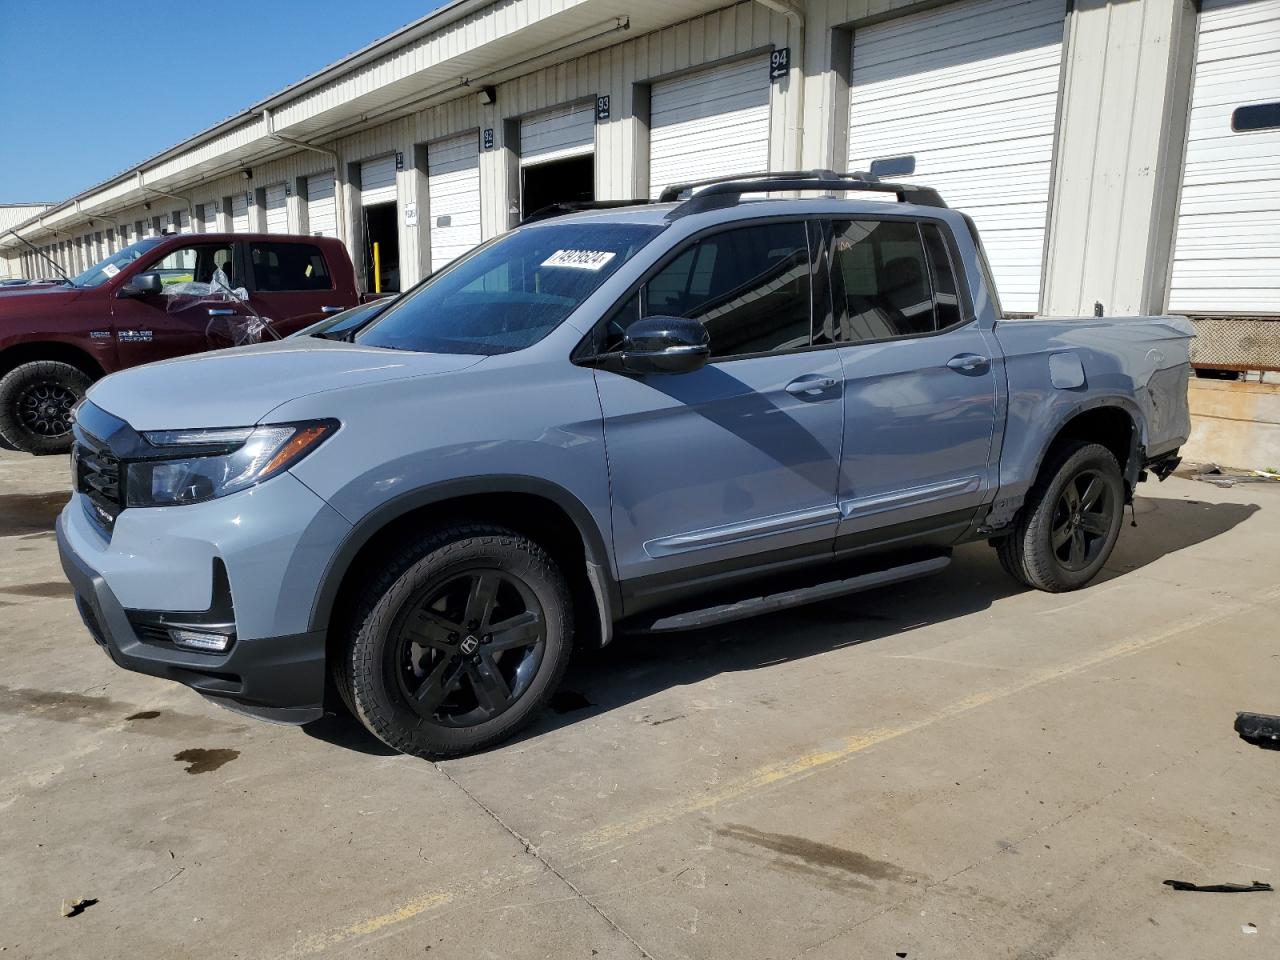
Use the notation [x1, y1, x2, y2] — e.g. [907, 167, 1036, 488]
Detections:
[307, 474, 619, 642]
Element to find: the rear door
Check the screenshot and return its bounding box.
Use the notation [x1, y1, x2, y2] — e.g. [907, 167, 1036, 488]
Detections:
[827, 217, 999, 549]
[594, 220, 845, 596]
[243, 239, 354, 336]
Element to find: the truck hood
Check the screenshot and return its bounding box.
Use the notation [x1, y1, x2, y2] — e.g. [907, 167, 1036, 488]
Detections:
[0, 284, 81, 305]
[86, 337, 486, 431]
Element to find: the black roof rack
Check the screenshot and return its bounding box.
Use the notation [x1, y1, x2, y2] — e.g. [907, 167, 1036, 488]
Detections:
[660, 169, 946, 217]
[520, 198, 651, 225]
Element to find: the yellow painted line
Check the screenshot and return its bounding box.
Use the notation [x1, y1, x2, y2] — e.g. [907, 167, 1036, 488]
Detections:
[284, 891, 453, 957]
[575, 586, 1280, 853]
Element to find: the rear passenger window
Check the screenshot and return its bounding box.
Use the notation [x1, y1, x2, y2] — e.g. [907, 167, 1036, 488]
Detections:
[640, 222, 812, 359]
[249, 242, 332, 291]
[830, 220, 964, 342]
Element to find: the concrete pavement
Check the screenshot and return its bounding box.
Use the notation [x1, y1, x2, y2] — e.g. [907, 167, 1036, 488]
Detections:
[2, 447, 1277, 959]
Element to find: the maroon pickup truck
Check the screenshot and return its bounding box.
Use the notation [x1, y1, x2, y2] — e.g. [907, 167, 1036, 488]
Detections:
[0, 232, 359, 453]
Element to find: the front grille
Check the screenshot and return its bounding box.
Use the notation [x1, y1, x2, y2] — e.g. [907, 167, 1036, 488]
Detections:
[75, 431, 122, 534]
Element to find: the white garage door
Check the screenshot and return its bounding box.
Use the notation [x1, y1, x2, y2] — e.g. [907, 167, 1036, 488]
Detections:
[1169, 0, 1280, 314]
[849, 0, 1066, 314]
[520, 102, 595, 166]
[361, 156, 398, 206]
[231, 193, 249, 233]
[649, 56, 771, 199]
[199, 202, 217, 233]
[306, 172, 337, 238]
[428, 132, 482, 272]
[264, 183, 288, 233]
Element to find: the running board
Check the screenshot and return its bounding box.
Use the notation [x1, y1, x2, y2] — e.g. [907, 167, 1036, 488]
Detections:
[626, 554, 951, 634]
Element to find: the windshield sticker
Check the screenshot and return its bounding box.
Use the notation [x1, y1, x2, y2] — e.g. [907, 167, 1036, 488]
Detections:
[541, 249, 616, 271]
[101, 263, 120, 278]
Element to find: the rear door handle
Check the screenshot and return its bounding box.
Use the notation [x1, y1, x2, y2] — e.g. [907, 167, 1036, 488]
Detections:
[785, 374, 839, 398]
[207, 308, 236, 316]
[321, 306, 346, 314]
[946, 354, 990, 374]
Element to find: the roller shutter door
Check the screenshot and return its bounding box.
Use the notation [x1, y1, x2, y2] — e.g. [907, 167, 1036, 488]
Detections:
[427, 132, 482, 272]
[360, 156, 397, 205]
[306, 173, 337, 237]
[1169, 0, 1280, 314]
[649, 57, 771, 199]
[199, 202, 217, 233]
[849, 0, 1066, 314]
[264, 183, 288, 233]
[231, 193, 249, 232]
[520, 102, 595, 166]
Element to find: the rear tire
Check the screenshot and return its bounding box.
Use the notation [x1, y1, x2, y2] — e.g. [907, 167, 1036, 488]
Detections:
[0, 360, 91, 455]
[995, 442, 1125, 593]
[338, 524, 574, 759]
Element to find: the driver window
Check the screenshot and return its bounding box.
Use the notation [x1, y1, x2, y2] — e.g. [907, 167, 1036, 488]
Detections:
[145, 244, 235, 291]
[607, 222, 812, 360]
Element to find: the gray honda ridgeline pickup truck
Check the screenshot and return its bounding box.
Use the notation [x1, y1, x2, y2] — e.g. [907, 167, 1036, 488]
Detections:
[57, 171, 1193, 759]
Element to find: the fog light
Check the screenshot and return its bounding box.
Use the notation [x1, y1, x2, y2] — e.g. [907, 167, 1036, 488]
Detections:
[168, 628, 233, 653]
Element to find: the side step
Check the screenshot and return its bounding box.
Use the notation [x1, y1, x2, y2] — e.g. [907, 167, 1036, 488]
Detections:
[626, 554, 951, 634]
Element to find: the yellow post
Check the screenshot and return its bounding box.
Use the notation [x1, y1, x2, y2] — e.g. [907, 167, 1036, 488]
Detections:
[372, 242, 382, 294]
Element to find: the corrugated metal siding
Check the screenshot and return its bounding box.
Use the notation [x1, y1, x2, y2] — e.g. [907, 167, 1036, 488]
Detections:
[649, 56, 772, 198]
[428, 131, 483, 271]
[848, 0, 1065, 315]
[1169, 0, 1280, 314]
[264, 183, 288, 233]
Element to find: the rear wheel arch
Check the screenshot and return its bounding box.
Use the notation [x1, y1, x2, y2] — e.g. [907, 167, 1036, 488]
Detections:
[1032, 402, 1143, 497]
[315, 478, 617, 702]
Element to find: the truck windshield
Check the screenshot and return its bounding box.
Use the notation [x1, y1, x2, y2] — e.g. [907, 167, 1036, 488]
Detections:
[71, 237, 165, 288]
[357, 222, 662, 355]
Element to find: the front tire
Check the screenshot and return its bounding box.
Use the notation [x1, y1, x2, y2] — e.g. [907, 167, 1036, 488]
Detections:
[340, 524, 574, 759]
[0, 360, 92, 455]
[996, 442, 1125, 593]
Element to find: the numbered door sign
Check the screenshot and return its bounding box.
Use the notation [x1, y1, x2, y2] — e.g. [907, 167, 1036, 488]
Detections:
[769, 47, 791, 81]
[483, 128, 495, 150]
[596, 95, 610, 122]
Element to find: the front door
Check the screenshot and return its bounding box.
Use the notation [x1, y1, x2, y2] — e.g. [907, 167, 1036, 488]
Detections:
[242, 239, 353, 337]
[594, 220, 845, 602]
[825, 217, 998, 549]
[111, 240, 241, 366]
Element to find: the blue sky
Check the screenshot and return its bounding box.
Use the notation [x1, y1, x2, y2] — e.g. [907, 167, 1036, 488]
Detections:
[0, 1, 447, 203]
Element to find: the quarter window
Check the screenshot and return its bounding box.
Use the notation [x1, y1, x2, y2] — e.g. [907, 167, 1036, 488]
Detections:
[248, 242, 332, 291]
[829, 219, 963, 342]
[638, 222, 813, 359]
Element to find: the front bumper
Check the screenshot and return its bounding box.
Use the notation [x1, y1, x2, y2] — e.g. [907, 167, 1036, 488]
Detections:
[58, 514, 327, 723]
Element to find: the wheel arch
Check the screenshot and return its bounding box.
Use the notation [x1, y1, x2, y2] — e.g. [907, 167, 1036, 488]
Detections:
[313, 476, 620, 683]
[1031, 400, 1145, 499]
[0, 341, 106, 381]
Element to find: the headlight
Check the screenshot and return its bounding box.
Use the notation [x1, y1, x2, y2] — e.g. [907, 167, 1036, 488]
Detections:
[125, 420, 337, 507]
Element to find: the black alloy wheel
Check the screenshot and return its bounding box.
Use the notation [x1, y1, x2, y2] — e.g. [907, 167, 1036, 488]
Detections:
[16, 379, 78, 439]
[1050, 468, 1118, 572]
[394, 569, 547, 727]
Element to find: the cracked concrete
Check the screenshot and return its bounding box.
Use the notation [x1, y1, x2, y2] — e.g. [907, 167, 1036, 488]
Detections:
[2, 446, 1279, 959]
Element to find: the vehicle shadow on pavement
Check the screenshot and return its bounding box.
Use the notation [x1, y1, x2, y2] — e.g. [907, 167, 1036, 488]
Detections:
[302, 495, 1259, 756]
[519, 495, 1261, 743]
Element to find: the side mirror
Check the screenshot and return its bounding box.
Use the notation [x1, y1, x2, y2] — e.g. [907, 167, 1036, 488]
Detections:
[120, 272, 163, 297]
[621, 316, 710, 375]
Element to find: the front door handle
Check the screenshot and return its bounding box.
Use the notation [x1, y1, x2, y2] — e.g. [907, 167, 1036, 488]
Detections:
[207, 308, 236, 316]
[321, 306, 346, 314]
[946, 354, 990, 374]
[785, 374, 839, 398]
